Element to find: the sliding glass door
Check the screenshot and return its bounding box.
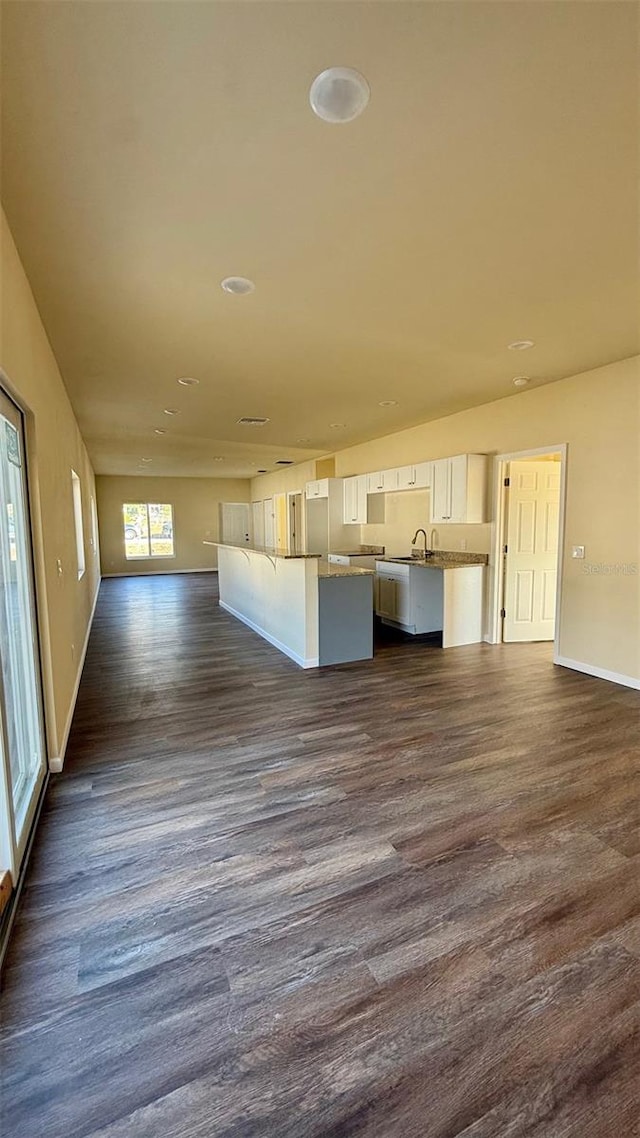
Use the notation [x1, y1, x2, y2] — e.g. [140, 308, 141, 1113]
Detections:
[0, 388, 46, 881]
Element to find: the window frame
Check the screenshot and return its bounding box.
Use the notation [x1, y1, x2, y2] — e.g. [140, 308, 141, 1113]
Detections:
[122, 502, 175, 561]
[71, 470, 85, 579]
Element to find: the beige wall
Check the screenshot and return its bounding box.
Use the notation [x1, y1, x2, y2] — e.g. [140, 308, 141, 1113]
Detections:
[96, 475, 251, 576]
[0, 209, 101, 763]
[251, 356, 640, 683]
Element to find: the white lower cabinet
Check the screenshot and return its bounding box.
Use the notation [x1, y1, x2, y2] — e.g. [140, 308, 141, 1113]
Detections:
[375, 566, 412, 625]
[375, 563, 422, 630]
[376, 560, 484, 645]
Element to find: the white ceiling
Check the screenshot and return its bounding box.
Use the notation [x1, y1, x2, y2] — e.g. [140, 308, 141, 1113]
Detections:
[2, 1, 638, 478]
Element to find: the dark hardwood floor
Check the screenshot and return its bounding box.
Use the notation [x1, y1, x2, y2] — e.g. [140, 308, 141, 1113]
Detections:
[1, 572, 639, 1138]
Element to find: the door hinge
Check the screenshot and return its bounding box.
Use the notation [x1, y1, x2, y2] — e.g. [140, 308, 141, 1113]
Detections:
[504, 477, 510, 487]
[503, 544, 508, 554]
[500, 608, 506, 619]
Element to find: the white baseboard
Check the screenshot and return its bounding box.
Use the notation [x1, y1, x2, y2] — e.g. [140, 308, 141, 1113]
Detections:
[102, 568, 218, 578]
[219, 600, 318, 669]
[49, 581, 101, 772]
[554, 654, 640, 691]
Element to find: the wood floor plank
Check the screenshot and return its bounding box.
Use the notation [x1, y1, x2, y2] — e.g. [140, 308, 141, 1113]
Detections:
[1, 572, 639, 1138]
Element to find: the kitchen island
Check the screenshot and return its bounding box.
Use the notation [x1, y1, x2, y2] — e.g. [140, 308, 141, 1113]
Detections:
[375, 552, 488, 647]
[205, 542, 374, 668]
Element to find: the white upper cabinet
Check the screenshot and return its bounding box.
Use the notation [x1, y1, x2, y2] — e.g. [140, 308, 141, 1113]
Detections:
[367, 468, 399, 494]
[396, 462, 431, 491]
[343, 475, 385, 525]
[430, 454, 488, 523]
[305, 478, 329, 499]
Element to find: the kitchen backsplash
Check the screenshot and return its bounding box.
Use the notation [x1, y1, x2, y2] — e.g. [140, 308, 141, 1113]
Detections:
[359, 490, 492, 556]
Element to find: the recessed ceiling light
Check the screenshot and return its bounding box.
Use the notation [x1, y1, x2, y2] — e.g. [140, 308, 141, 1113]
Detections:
[212, 456, 225, 461]
[140, 458, 152, 464]
[296, 437, 311, 443]
[221, 276, 255, 295]
[154, 428, 168, 435]
[378, 400, 398, 407]
[513, 376, 530, 388]
[329, 422, 346, 429]
[177, 376, 199, 387]
[163, 407, 180, 416]
[508, 340, 535, 351]
[309, 67, 370, 123]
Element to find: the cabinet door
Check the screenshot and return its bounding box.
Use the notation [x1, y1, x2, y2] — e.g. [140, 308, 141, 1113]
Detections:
[397, 465, 416, 490]
[395, 576, 412, 625]
[431, 459, 451, 522]
[414, 462, 431, 489]
[376, 575, 397, 619]
[343, 477, 357, 523]
[367, 472, 385, 494]
[354, 475, 368, 523]
[448, 455, 468, 523]
[382, 468, 399, 492]
[306, 480, 319, 499]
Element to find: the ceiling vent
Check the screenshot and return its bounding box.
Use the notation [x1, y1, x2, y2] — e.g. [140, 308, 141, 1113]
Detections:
[275, 460, 294, 466]
[237, 416, 270, 426]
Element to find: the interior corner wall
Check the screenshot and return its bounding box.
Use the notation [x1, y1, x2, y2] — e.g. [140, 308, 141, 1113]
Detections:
[96, 475, 251, 575]
[0, 208, 101, 764]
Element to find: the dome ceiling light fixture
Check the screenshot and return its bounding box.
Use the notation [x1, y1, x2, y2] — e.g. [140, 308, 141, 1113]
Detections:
[513, 376, 530, 388]
[177, 376, 199, 387]
[163, 407, 180, 416]
[154, 428, 168, 435]
[508, 339, 535, 351]
[309, 67, 370, 124]
[378, 400, 398, 407]
[221, 276, 255, 295]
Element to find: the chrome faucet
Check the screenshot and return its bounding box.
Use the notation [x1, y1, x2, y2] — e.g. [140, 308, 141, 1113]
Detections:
[412, 528, 428, 557]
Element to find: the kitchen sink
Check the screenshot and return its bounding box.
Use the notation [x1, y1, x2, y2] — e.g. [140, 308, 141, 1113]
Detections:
[390, 554, 434, 562]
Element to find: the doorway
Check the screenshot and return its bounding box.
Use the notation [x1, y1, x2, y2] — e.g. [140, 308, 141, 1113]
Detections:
[490, 446, 567, 651]
[0, 387, 47, 892]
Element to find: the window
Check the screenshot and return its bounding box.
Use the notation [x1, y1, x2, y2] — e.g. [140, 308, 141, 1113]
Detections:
[123, 503, 174, 560]
[71, 470, 85, 578]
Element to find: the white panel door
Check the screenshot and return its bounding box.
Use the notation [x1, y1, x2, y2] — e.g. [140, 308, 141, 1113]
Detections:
[220, 503, 250, 545]
[263, 499, 275, 548]
[503, 461, 561, 642]
[251, 502, 264, 548]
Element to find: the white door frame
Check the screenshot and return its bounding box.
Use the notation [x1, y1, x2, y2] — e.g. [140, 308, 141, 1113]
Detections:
[487, 444, 568, 659]
[287, 491, 305, 555]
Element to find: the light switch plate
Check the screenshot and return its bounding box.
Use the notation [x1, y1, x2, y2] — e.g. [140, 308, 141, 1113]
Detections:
[572, 545, 585, 559]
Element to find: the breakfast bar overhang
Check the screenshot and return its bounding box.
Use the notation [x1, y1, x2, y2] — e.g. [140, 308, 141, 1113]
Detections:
[205, 542, 374, 668]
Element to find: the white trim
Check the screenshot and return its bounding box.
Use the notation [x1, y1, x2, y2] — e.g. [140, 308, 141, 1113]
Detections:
[102, 568, 218, 578]
[487, 444, 567, 650]
[49, 581, 101, 772]
[219, 600, 319, 668]
[555, 656, 640, 691]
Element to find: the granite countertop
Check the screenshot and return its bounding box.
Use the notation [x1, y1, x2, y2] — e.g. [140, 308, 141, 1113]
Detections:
[379, 551, 488, 570]
[329, 546, 385, 556]
[317, 563, 375, 579]
[204, 541, 320, 560]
